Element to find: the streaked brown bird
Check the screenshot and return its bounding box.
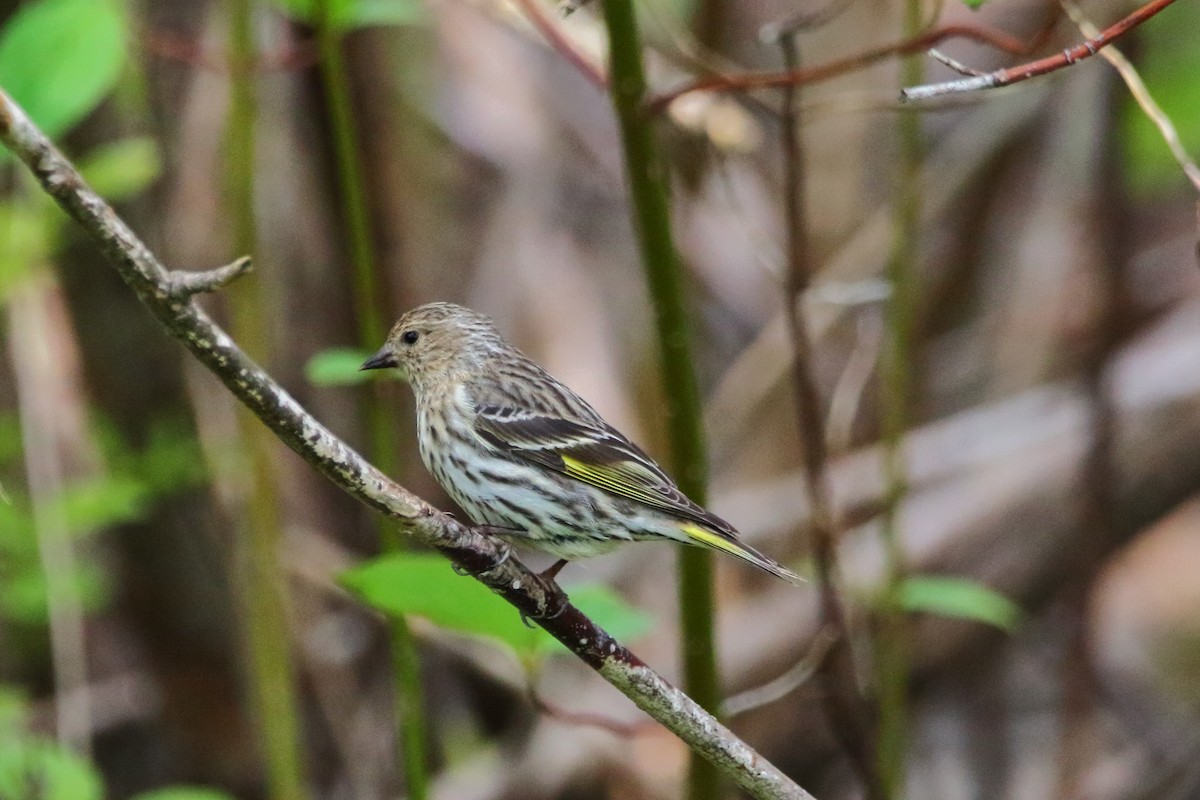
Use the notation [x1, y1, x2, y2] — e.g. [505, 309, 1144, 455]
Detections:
[362, 302, 802, 584]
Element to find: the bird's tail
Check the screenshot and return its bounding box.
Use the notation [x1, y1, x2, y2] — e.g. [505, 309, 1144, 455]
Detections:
[679, 522, 805, 586]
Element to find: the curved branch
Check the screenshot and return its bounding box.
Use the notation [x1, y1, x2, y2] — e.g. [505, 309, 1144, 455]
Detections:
[0, 89, 815, 800]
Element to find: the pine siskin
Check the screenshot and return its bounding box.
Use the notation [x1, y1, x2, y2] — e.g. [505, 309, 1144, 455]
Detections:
[361, 302, 802, 585]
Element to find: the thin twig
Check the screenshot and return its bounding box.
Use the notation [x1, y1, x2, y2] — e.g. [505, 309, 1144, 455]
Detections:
[10, 283, 93, 756]
[138, 25, 319, 73]
[530, 685, 658, 736]
[900, 0, 1180, 102]
[1060, 0, 1200, 193]
[649, 24, 1030, 113]
[512, 0, 607, 89]
[0, 87, 815, 800]
[774, 31, 881, 799]
[165, 256, 253, 300]
[927, 49, 985, 77]
[723, 627, 839, 718]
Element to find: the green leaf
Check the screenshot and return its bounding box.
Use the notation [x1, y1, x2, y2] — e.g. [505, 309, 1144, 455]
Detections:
[272, 0, 426, 30]
[542, 583, 653, 657]
[305, 347, 376, 386]
[55, 473, 149, 533]
[898, 575, 1021, 632]
[77, 137, 161, 201]
[0, 559, 111, 624]
[341, 553, 653, 658]
[0, 0, 127, 140]
[958, 0, 988, 9]
[342, 553, 544, 654]
[0, 690, 103, 800]
[132, 788, 238, 800]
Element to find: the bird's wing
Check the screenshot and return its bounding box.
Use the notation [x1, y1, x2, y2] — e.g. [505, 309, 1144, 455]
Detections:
[473, 403, 722, 529]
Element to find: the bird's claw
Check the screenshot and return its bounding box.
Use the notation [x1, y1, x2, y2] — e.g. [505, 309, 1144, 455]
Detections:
[452, 540, 513, 577]
[518, 582, 569, 628]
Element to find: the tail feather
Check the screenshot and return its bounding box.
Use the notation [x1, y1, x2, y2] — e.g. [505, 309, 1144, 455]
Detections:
[679, 522, 805, 586]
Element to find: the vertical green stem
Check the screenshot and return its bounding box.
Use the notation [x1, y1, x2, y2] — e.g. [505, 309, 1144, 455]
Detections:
[599, 3, 719, 799]
[225, 2, 307, 798]
[877, 0, 924, 795]
[312, 8, 428, 799]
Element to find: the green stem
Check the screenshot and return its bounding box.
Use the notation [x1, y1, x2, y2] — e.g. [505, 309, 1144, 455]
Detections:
[599, 3, 719, 799]
[312, 8, 428, 799]
[877, 0, 925, 795]
[226, 1, 307, 798]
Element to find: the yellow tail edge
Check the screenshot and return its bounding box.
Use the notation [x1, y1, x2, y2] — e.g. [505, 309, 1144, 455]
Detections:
[680, 523, 805, 586]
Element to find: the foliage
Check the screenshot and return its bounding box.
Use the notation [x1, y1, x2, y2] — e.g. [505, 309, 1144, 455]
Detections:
[342, 553, 653, 664]
[898, 575, 1022, 632]
[0, 415, 208, 626]
[0, 135, 160, 299]
[0, 687, 234, 800]
[271, 0, 426, 29]
[0, 688, 103, 800]
[305, 347, 378, 386]
[132, 788, 237, 800]
[0, 0, 126, 141]
[1120, 0, 1200, 194]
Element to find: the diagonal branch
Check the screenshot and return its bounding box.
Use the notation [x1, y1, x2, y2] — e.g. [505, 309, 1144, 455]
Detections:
[0, 88, 815, 800]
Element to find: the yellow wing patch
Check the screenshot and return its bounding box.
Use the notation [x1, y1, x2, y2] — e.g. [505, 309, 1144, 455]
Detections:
[560, 454, 666, 508]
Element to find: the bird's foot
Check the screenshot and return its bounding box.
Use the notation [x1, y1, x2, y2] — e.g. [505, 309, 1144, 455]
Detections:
[451, 539, 513, 577]
[518, 560, 570, 628]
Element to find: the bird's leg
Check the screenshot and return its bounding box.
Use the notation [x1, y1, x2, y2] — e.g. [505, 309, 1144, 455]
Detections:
[540, 559, 570, 583]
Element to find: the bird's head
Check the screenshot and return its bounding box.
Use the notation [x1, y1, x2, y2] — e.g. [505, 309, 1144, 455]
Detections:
[360, 302, 501, 389]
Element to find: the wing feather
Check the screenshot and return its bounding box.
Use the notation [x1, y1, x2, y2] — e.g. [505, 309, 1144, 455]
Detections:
[473, 404, 723, 530]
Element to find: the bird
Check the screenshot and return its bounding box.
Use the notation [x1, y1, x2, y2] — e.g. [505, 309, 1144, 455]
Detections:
[360, 302, 803, 585]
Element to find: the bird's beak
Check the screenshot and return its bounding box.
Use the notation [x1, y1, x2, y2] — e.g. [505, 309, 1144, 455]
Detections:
[359, 346, 399, 371]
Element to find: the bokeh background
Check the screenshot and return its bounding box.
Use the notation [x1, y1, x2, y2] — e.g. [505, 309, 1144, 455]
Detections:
[0, 0, 1198, 798]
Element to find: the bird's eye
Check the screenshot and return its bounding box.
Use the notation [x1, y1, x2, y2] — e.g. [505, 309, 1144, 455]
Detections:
[401, 330, 420, 345]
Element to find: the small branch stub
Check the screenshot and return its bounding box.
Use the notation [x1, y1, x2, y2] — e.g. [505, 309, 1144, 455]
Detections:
[166, 256, 253, 300]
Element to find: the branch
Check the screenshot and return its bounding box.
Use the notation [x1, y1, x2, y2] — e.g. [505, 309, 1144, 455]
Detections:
[771, 30, 882, 798]
[512, 0, 607, 90]
[648, 24, 1030, 113]
[900, 0, 1180, 102]
[0, 89, 815, 800]
[1060, 0, 1200, 194]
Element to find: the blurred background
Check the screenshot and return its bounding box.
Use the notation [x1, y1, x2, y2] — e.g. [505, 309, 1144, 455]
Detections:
[0, 0, 1198, 798]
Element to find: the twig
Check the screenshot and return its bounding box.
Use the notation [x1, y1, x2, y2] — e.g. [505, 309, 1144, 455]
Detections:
[598, 3, 723, 798]
[10, 283, 92, 756]
[723, 627, 839, 719]
[773, 30, 881, 799]
[529, 685, 657, 737]
[138, 25, 319, 73]
[512, 0, 607, 89]
[649, 24, 1029, 113]
[558, 0, 592, 15]
[1060, 0, 1200, 193]
[0, 87, 816, 800]
[165, 256, 253, 300]
[926, 49, 985, 77]
[900, 0, 1180, 102]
